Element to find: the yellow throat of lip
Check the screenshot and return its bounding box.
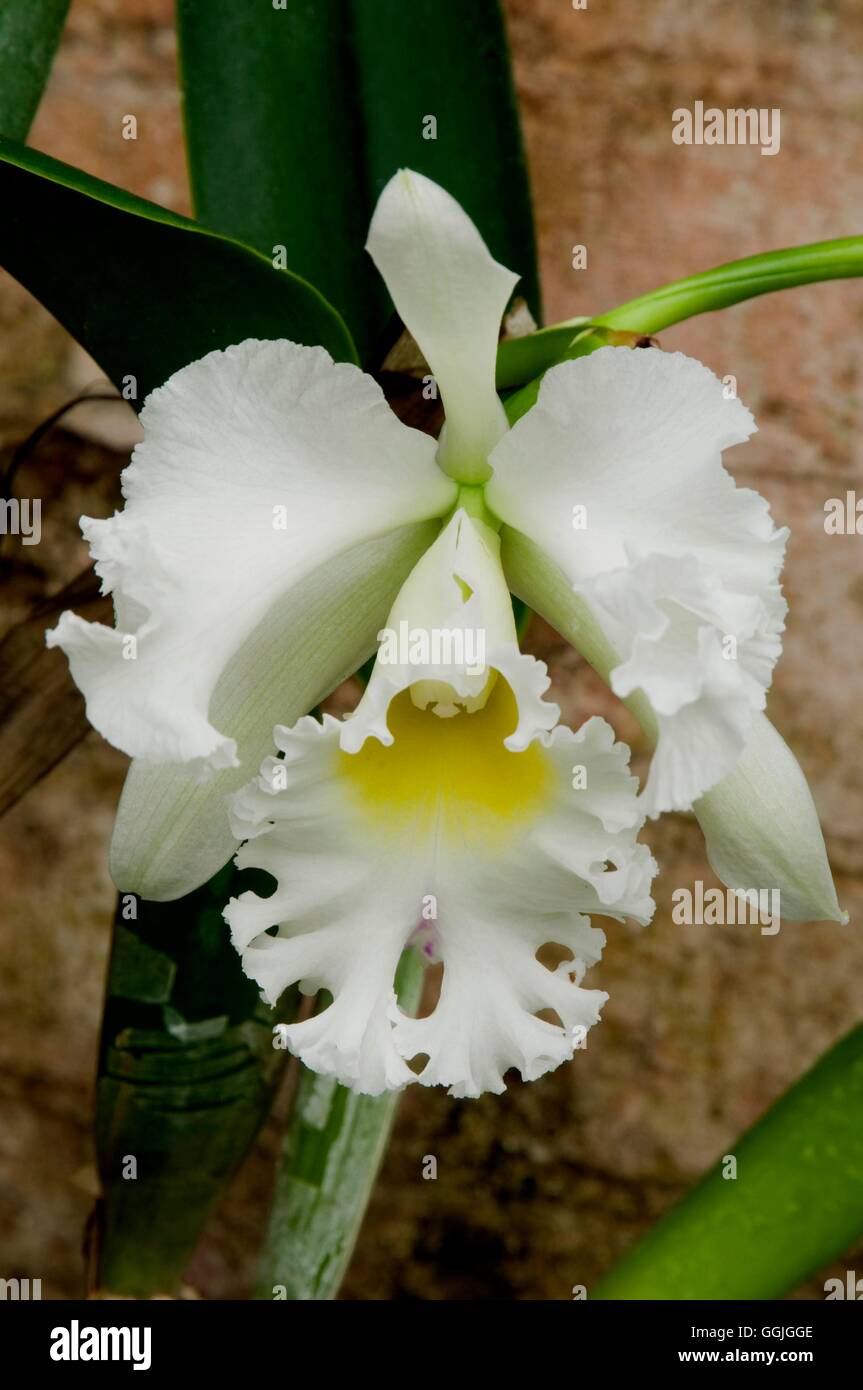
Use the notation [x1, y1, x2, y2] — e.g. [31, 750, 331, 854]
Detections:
[339, 679, 554, 846]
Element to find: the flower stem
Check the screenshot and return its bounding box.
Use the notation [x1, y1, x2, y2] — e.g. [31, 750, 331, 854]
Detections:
[498, 235, 863, 416]
[255, 949, 425, 1301]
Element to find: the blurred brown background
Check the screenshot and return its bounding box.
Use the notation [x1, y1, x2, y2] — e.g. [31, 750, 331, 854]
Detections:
[1, 0, 861, 1299]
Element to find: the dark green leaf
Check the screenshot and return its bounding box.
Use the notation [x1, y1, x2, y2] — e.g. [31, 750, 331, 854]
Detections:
[0, 136, 357, 404]
[593, 1023, 863, 1300]
[177, 0, 539, 365]
[0, 0, 70, 140]
[348, 0, 541, 325]
[177, 0, 383, 363]
[95, 864, 295, 1297]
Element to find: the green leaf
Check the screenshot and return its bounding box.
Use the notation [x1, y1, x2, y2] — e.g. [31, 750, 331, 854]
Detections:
[176, 0, 539, 364]
[348, 0, 541, 325]
[95, 864, 295, 1297]
[176, 0, 383, 364]
[255, 950, 425, 1301]
[592, 1023, 863, 1300]
[0, 0, 70, 140]
[0, 136, 357, 403]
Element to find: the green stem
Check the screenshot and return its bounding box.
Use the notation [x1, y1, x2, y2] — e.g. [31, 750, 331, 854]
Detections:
[593, 236, 863, 333]
[592, 1022, 863, 1300]
[255, 949, 425, 1301]
[497, 235, 863, 412]
[495, 319, 590, 388]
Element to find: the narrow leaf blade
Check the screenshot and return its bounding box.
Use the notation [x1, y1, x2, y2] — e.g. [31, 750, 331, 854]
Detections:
[350, 0, 541, 323]
[0, 0, 70, 139]
[593, 1024, 863, 1300]
[177, 0, 540, 366]
[176, 0, 382, 361]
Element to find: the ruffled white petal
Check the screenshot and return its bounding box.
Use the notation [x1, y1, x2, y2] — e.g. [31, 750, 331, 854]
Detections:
[487, 347, 788, 812]
[366, 170, 517, 484]
[578, 550, 783, 813]
[342, 508, 558, 755]
[47, 338, 456, 774]
[695, 713, 847, 923]
[396, 721, 656, 1097]
[228, 717, 419, 1093]
[225, 699, 655, 1098]
[501, 530, 843, 922]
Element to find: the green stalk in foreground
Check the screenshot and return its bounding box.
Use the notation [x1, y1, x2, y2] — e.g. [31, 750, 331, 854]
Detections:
[592, 1023, 863, 1300]
[256, 950, 425, 1301]
[497, 235, 863, 414]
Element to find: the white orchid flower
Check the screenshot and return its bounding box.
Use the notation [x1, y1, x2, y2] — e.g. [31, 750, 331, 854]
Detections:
[47, 168, 844, 1095]
[225, 506, 655, 1095]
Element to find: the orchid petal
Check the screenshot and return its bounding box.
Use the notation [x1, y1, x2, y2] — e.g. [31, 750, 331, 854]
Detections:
[366, 169, 517, 484]
[695, 714, 847, 923]
[109, 521, 440, 901]
[487, 347, 788, 812]
[47, 337, 456, 777]
[578, 550, 782, 813]
[501, 529, 844, 923]
[342, 508, 558, 755]
[226, 702, 655, 1097]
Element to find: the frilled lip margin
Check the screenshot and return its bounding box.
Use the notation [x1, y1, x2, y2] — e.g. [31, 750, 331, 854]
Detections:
[225, 709, 656, 1098]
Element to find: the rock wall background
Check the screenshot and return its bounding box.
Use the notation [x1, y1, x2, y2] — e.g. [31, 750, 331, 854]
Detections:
[1, 0, 861, 1299]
